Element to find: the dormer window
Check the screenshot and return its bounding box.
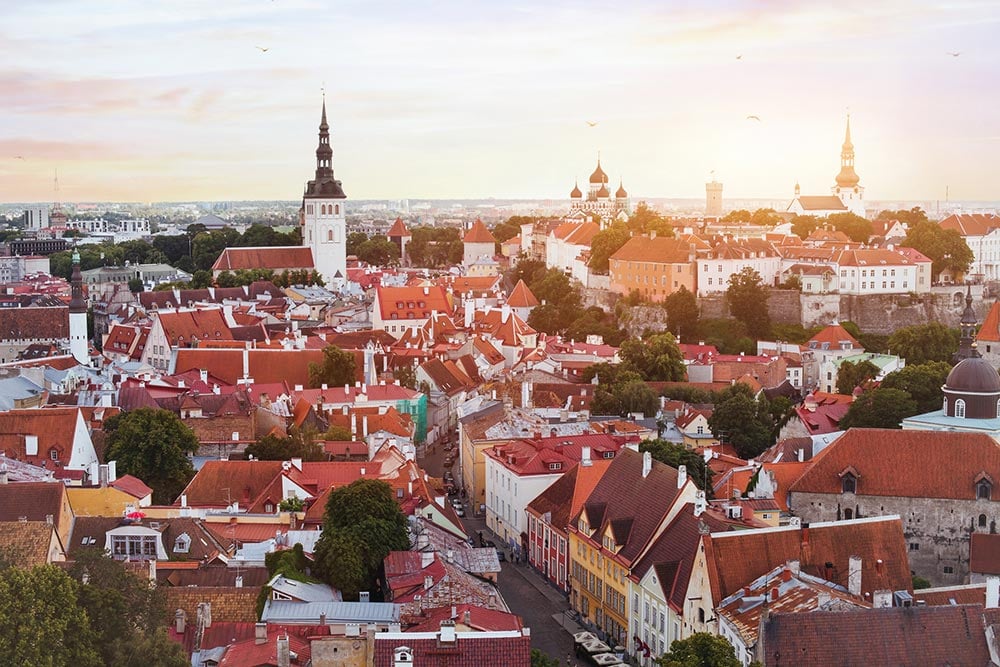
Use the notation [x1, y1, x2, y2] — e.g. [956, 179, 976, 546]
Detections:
[173, 533, 191, 554]
[842, 473, 857, 494]
[978, 479, 992, 501]
[265, 502, 274, 513]
[548, 462, 562, 471]
[579, 518, 589, 533]
[394, 647, 413, 666]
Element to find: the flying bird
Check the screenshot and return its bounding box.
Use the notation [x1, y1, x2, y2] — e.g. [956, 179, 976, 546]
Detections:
[947, 51, 961, 57]
[736, 54, 743, 60]
[746, 115, 761, 121]
[256, 46, 270, 52]
[586, 120, 598, 127]
[12, 156, 25, 160]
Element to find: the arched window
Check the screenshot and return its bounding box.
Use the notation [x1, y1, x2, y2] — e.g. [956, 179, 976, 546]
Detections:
[334, 204, 340, 215]
[955, 399, 966, 419]
[943, 397, 948, 412]
[842, 474, 857, 494]
[322, 204, 328, 215]
[996, 398, 999, 418]
[327, 229, 333, 242]
[844, 508, 854, 520]
[978, 480, 992, 501]
[979, 514, 988, 528]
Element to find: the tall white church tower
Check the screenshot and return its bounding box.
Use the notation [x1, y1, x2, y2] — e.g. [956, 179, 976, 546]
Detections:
[69, 249, 88, 364]
[831, 114, 865, 217]
[301, 99, 347, 285]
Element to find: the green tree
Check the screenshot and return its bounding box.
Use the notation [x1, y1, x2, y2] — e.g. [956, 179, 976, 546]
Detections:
[346, 231, 369, 257]
[0, 565, 101, 667]
[245, 433, 325, 462]
[530, 648, 562, 667]
[615, 378, 660, 417]
[839, 388, 917, 429]
[356, 238, 401, 266]
[886, 322, 960, 365]
[510, 258, 546, 287]
[903, 219, 974, 280]
[726, 267, 771, 339]
[876, 206, 929, 227]
[708, 385, 774, 459]
[620, 333, 686, 382]
[912, 575, 932, 590]
[881, 361, 953, 413]
[750, 208, 780, 226]
[308, 345, 357, 389]
[825, 212, 873, 243]
[664, 285, 699, 340]
[325, 424, 355, 441]
[128, 277, 145, 293]
[564, 306, 627, 347]
[628, 201, 673, 236]
[791, 214, 819, 240]
[640, 439, 713, 495]
[657, 632, 741, 667]
[313, 479, 410, 599]
[698, 318, 754, 356]
[588, 221, 631, 274]
[721, 209, 751, 223]
[395, 364, 417, 390]
[835, 359, 881, 394]
[104, 408, 198, 504]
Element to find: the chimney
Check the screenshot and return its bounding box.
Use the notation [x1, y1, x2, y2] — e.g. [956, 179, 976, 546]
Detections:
[424, 575, 434, 590]
[788, 560, 800, 576]
[446, 549, 454, 564]
[642, 451, 652, 478]
[360, 591, 371, 603]
[781, 567, 793, 583]
[235, 575, 243, 588]
[439, 620, 456, 643]
[290, 457, 302, 471]
[581, 446, 592, 467]
[0, 464, 7, 485]
[255, 622, 267, 645]
[98, 464, 109, 487]
[320, 613, 327, 626]
[464, 609, 471, 625]
[181, 494, 188, 508]
[770, 587, 779, 601]
[174, 609, 186, 634]
[848, 555, 862, 597]
[800, 523, 810, 546]
[45, 514, 53, 525]
[677, 464, 687, 489]
[988, 576, 1000, 609]
[451, 605, 457, 619]
[196, 602, 212, 629]
[277, 635, 290, 667]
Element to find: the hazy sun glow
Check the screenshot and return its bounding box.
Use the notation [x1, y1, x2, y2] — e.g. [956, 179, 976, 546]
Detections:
[1, 0, 998, 203]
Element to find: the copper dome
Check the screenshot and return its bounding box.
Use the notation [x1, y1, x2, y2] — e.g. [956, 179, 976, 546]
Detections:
[945, 356, 1000, 394]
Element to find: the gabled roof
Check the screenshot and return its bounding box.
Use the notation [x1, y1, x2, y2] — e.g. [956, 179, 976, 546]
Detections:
[550, 221, 601, 246]
[702, 517, 911, 605]
[760, 605, 990, 667]
[405, 604, 523, 632]
[0, 306, 69, 341]
[0, 520, 60, 567]
[374, 632, 531, 666]
[835, 248, 916, 267]
[212, 246, 314, 272]
[464, 219, 497, 245]
[789, 428, 1000, 500]
[507, 280, 539, 308]
[526, 459, 613, 536]
[977, 300, 1000, 343]
[154, 308, 234, 346]
[572, 448, 684, 565]
[610, 236, 693, 264]
[939, 212, 1000, 237]
[0, 408, 85, 469]
[419, 358, 476, 395]
[806, 324, 861, 350]
[375, 285, 451, 322]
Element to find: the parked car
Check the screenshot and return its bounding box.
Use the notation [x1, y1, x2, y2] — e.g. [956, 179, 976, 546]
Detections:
[454, 506, 465, 517]
[495, 548, 506, 562]
[450, 498, 463, 509]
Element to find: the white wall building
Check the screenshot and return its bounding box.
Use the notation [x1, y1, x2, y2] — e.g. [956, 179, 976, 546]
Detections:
[300, 100, 347, 284]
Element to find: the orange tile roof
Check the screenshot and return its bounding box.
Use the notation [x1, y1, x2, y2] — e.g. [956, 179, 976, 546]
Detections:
[212, 246, 314, 272]
[463, 219, 496, 244]
[386, 218, 410, 237]
[702, 516, 911, 604]
[0, 408, 83, 469]
[970, 533, 1000, 575]
[376, 285, 451, 321]
[790, 428, 1000, 500]
[610, 235, 693, 264]
[939, 212, 1000, 237]
[978, 300, 1000, 342]
[155, 308, 234, 346]
[507, 279, 539, 308]
[834, 248, 917, 267]
[807, 324, 861, 349]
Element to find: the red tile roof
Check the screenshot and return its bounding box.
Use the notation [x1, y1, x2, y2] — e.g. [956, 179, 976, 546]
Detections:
[701, 517, 911, 605]
[939, 212, 1000, 237]
[0, 483, 69, 530]
[760, 605, 990, 667]
[218, 630, 311, 666]
[0, 306, 69, 340]
[463, 219, 497, 245]
[507, 280, 539, 308]
[609, 235, 693, 264]
[155, 308, 234, 346]
[387, 218, 411, 238]
[970, 533, 1000, 575]
[405, 604, 523, 632]
[526, 459, 613, 537]
[550, 221, 600, 246]
[789, 428, 1000, 500]
[212, 246, 315, 272]
[109, 474, 153, 500]
[0, 408, 84, 469]
[374, 632, 531, 666]
[486, 435, 627, 477]
[806, 324, 861, 349]
[978, 300, 1000, 343]
[376, 285, 451, 322]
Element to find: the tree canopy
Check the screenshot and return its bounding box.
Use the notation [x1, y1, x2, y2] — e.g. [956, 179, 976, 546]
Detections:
[656, 632, 742, 667]
[104, 408, 198, 504]
[880, 361, 953, 414]
[663, 285, 700, 340]
[726, 267, 771, 339]
[886, 322, 959, 365]
[825, 212, 873, 243]
[619, 333, 686, 382]
[308, 345, 357, 389]
[313, 479, 410, 599]
[839, 388, 917, 429]
[245, 432, 325, 462]
[406, 227, 464, 268]
[903, 219, 974, 280]
[835, 359, 881, 395]
[708, 384, 775, 459]
[791, 214, 820, 240]
[588, 221, 632, 274]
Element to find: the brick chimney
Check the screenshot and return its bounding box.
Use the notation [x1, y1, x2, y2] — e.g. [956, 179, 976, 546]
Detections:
[848, 555, 862, 597]
[642, 451, 652, 478]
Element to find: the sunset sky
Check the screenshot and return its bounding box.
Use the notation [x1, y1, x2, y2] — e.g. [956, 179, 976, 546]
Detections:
[1, 0, 998, 203]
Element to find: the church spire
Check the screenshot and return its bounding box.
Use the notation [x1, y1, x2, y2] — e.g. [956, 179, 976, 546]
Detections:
[955, 283, 980, 362]
[304, 97, 345, 200]
[835, 113, 860, 188]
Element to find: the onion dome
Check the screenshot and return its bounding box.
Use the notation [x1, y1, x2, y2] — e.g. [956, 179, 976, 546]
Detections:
[597, 184, 610, 198]
[615, 180, 628, 198]
[570, 182, 582, 198]
[589, 160, 608, 184]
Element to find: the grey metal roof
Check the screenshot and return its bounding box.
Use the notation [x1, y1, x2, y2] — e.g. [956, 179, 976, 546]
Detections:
[261, 600, 401, 624]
